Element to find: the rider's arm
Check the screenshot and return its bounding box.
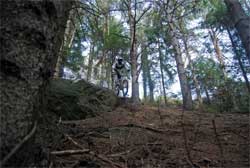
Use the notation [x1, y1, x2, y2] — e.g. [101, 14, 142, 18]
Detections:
[125, 62, 130, 72]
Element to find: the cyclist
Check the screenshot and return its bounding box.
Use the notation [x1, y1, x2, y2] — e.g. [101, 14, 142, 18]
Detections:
[112, 57, 130, 81]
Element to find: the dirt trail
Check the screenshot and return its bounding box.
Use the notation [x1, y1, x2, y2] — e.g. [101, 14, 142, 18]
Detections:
[48, 104, 249, 168]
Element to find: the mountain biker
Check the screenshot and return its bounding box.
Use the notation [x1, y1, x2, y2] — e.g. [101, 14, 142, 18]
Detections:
[112, 57, 130, 81]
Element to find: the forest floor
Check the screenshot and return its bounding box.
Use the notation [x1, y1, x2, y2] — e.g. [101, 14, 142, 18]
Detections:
[48, 100, 249, 168]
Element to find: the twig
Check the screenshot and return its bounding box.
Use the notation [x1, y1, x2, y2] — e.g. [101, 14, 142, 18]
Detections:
[67, 123, 179, 135]
[64, 134, 125, 168]
[90, 152, 125, 168]
[49, 161, 53, 168]
[116, 123, 175, 133]
[65, 134, 85, 149]
[212, 119, 225, 168]
[50, 149, 90, 156]
[0, 121, 37, 167]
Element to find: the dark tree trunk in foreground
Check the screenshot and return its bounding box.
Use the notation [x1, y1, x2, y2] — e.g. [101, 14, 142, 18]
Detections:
[224, 0, 250, 63]
[0, 0, 73, 166]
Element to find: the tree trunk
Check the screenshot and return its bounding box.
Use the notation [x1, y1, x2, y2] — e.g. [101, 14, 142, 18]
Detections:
[224, 0, 250, 63]
[204, 86, 211, 104]
[131, 38, 140, 103]
[54, 8, 77, 78]
[146, 57, 154, 102]
[209, 29, 227, 77]
[141, 43, 148, 101]
[148, 70, 154, 103]
[0, 0, 73, 166]
[158, 42, 167, 106]
[128, 3, 140, 103]
[168, 23, 192, 110]
[227, 28, 250, 93]
[182, 37, 203, 106]
[87, 43, 94, 82]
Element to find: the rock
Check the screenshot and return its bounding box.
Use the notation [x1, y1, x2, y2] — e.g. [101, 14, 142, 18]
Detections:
[46, 79, 118, 120]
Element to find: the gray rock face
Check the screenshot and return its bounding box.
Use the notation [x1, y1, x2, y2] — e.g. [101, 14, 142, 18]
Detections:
[46, 79, 118, 120]
[0, 0, 73, 165]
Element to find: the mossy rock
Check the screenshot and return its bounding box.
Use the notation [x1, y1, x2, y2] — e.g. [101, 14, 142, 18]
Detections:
[46, 79, 117, 120]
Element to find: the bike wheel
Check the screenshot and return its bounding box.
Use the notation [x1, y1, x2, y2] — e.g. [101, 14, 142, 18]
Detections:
[115, 84, 120, 96]
[122, 80, 128, 97]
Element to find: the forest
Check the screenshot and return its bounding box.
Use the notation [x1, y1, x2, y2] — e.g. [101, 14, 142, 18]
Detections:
[0, 0, 249, 167]
[61, 0, 250, 111]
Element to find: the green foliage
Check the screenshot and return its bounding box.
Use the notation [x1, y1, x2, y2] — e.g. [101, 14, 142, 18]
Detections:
[192, 56, 224, 89]
[202, 0, 229, 28]
[192, 57, 249, 112]
[213, 79, 250, 113]
[65, 38, 85, 73]
[103, 17, 129, 51]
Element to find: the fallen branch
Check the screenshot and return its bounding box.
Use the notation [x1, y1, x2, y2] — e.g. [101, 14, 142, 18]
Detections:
[64, 134, 125, 168]
[90, 152, 125, 168]
[65, 134, 85, 149]
[73, 123, 179, 137]
[50, 149, 90, 156]
[116, 123, 176, 134]
[0, 121, 37, 167]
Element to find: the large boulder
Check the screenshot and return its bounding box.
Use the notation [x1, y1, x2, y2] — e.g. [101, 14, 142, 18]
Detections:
[46, 79, 118, 120]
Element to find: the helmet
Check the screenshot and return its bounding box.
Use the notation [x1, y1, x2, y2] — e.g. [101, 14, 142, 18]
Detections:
[117, 57, 123, 63]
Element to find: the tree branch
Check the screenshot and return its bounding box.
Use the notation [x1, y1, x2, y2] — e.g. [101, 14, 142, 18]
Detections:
[135, 5, 151, 24]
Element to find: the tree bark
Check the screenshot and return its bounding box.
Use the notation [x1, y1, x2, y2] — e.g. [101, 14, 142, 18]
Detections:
[227, 28, 250, 93]
[168, 23, 193, 110]
[0, 0, 73, 166]
[141, 42, 148, 100]
[128, 1, 140, 103]
[204, 86, 211, 104]
[158, 41, 167, 106]
[224, 0, 250, 63]
[182, 36, 203, 106]
[87, 43, 95, 82]
[54, 8, 77, 78]
[208, 29, 227, 77]
[148, 70, 155, 103]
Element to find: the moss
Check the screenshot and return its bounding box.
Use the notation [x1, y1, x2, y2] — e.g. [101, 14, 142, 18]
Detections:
[46, 79, 117, 120]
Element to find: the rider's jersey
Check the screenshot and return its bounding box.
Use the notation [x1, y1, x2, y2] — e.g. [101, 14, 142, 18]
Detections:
[112, 61, 130, 78]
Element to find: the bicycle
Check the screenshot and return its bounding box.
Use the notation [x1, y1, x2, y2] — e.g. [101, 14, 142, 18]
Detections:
[114, 73, 129, 97]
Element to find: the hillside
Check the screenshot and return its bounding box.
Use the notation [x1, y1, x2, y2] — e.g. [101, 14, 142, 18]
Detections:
[40, 82, 249, 168]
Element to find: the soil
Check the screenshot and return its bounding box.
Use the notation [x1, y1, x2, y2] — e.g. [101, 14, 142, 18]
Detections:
[47, 102, 249, 168]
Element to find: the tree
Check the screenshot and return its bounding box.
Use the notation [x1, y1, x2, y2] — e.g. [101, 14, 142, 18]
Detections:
[224, 0, 250, 63]
[202, 0, 250, 93]
[227, 28, 250, 93]
[121, 0, 151, 103]
[1, 0, 73, 166]
[192, 57, 222, 102]
[156, 0, 194, 110]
